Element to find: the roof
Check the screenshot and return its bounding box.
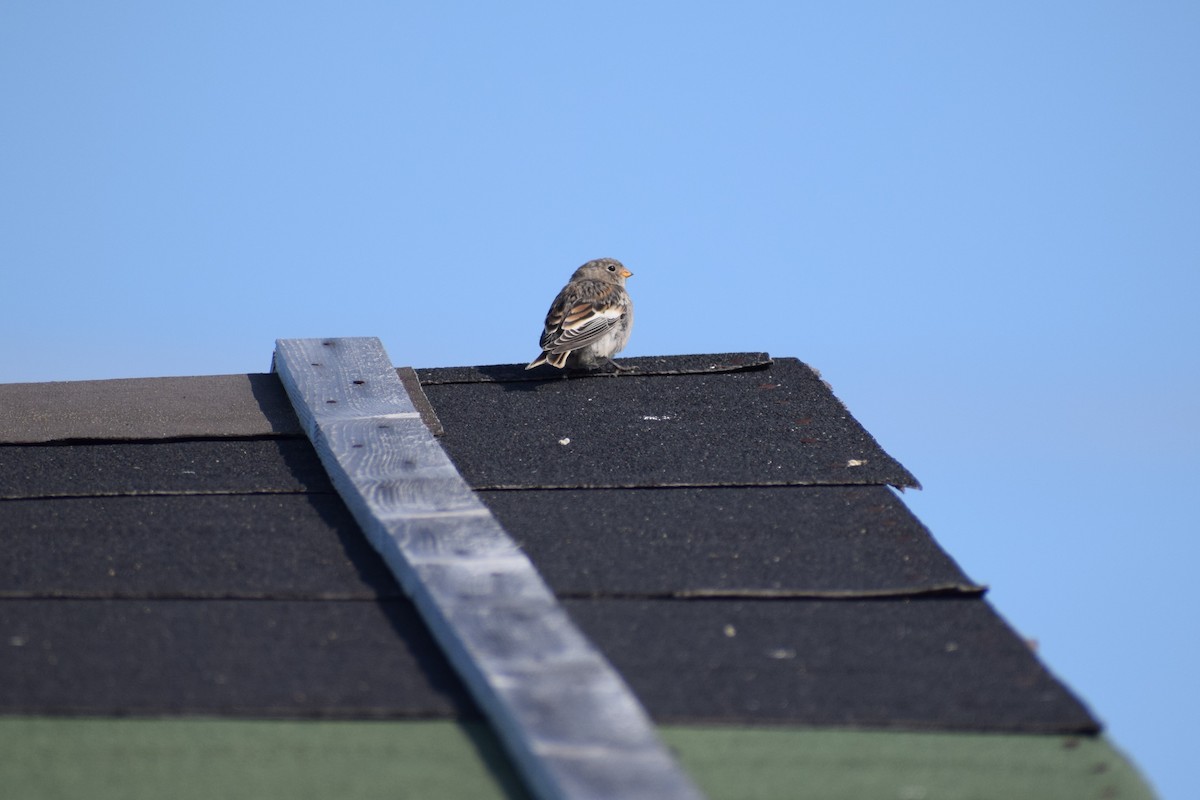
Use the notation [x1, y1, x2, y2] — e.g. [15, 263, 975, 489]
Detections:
[0, 348, 1153, 799]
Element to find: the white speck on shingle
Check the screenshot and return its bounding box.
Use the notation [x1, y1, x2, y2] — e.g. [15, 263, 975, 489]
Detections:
[558, 437, 571, 446]
[642, 415, 672, 421]
[846, 459, 866, 467]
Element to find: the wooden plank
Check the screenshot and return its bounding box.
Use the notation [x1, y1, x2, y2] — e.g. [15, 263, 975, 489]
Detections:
[272, 337, 704, 800]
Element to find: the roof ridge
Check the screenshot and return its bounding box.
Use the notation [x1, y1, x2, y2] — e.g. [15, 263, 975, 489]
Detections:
[416, 352, 773, 384]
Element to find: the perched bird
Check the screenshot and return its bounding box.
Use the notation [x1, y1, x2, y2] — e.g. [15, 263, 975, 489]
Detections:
[526, 257, 634, 371]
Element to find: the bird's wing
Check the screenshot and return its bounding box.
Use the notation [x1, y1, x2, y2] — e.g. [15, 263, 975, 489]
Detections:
[539, 282, 626, 354]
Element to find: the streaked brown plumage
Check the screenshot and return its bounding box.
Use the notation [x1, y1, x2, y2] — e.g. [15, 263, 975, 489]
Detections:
[526, 258, 634, 371]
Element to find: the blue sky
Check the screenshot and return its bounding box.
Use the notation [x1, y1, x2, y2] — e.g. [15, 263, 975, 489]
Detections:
[3, 3, 1197, 796]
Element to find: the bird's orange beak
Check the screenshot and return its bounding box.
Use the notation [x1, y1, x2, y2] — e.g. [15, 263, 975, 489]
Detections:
[620, 268, 633, 278]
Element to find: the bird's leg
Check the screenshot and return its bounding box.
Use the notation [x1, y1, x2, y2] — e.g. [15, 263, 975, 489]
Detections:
[604, 358, 635, 373]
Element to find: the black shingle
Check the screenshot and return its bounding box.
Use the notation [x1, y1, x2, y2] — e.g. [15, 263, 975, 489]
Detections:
[478, 486, 978, 596]
[0, 495, 396, 599]
[0, 439, 329, 500]
[565, 597, 1099, 733]
[0, 598, 477, 718]
[423, 358, 919, 490]
[416, 353, 772, 384]
[0, 591, 1096, 733]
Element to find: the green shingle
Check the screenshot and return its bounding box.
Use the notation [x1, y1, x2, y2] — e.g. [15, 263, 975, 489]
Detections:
[663, 725, 1155, 800]
[0, 718, 1155, 800]
[0, 717, 529, 800]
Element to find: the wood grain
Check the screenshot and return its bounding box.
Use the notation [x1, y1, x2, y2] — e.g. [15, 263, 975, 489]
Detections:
[273, 337, 703, 800]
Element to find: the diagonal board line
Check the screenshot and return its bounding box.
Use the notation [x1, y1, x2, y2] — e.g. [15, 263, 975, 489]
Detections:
[273, 338, 704, 800]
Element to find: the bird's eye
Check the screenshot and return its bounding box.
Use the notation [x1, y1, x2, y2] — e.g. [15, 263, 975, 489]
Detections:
[607, 264, 616, 271]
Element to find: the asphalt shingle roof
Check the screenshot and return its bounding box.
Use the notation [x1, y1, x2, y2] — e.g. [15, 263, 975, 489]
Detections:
[420, 355, 919, 489]
[0, 351, 1153, 799]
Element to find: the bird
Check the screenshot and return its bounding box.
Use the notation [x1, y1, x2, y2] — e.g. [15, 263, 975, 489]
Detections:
[526, 257, 634, 372]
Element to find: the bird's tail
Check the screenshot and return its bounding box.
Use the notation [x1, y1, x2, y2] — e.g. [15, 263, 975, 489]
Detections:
[525, 351, 569, 370]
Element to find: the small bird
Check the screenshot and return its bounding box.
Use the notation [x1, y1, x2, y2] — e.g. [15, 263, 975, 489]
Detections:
[526, 257, 634, 371]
